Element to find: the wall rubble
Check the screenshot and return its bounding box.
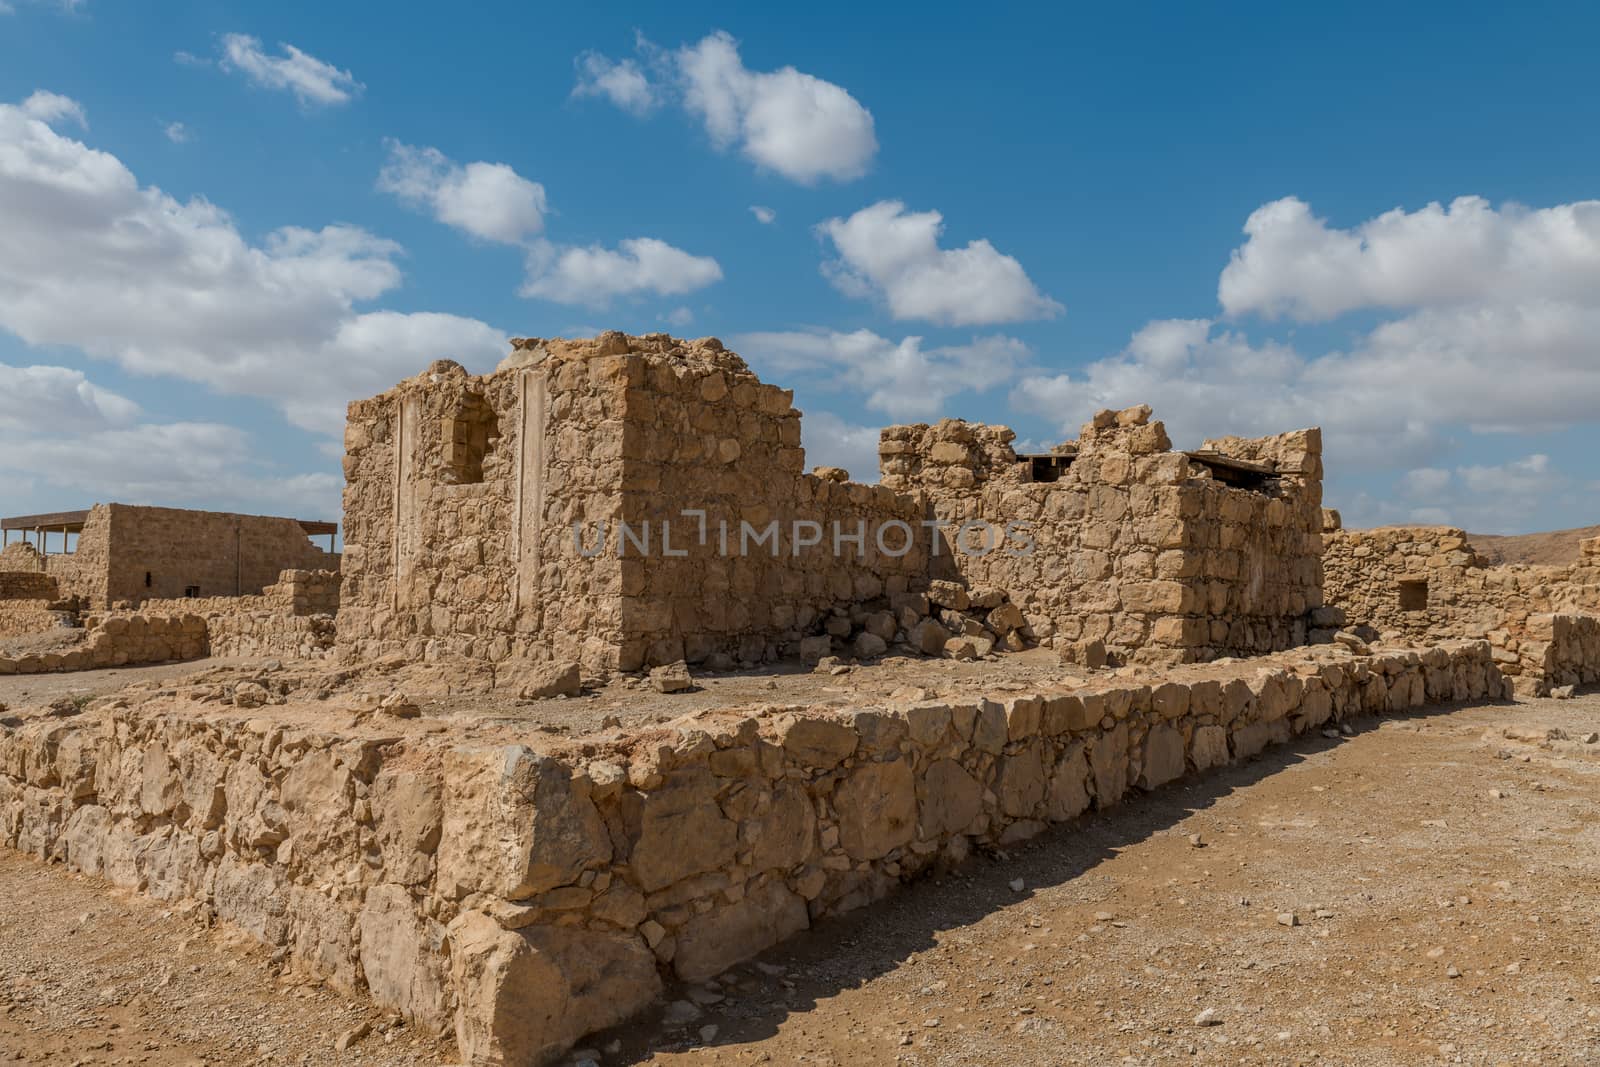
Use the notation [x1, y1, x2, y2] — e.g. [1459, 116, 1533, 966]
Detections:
[0, 613, 205, 675]
[0, 640, 1511, 1063]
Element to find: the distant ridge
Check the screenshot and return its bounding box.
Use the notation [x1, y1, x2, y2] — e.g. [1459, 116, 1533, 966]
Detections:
[1467, 525, 1600, 566]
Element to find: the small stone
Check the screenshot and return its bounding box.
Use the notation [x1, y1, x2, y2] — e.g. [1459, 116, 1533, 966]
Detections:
[1187, 833, 1205, 848]
[1505, 962, 1521, 975]
[650, 662, 694, 693]
[333, 1021, 371, 1051]
[378, 692, 420, 718]
[698, 1024, 719, 1043]
[1489, 788, 1504, 799]
[1446, 965, 1461, 979]
[1193, 1007, 1222, 1027]
[1276, 912, 1299, 927]
[1008, 878, 1025, 893]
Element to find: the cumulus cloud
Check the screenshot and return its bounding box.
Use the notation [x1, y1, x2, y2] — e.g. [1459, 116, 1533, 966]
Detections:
[219, 33, 363, 107]
[163, 121, 190, 143]
[0, 91, 506, 436]
[800, 410, 884, 483]
[574, 30, 877, 184]
[572, 50, 658, 115]
[818, 201, 1062, 327]
[521, 237, 722, 306]
[0, 361, 341, 516]
[750, 205, 776, 224]
[378, 140, 547, 245]
[737, 328, 1026, 421]
[1219, 195, 1600, 321]
[21, 90, 85, 127]
[0, 362, 139, 431]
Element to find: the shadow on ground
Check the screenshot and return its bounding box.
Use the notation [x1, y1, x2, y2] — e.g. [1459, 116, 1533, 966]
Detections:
[590, 700, 1508, 1063]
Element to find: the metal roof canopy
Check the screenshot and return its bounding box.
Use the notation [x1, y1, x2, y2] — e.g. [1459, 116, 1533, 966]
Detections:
[2, 509, 336, 537]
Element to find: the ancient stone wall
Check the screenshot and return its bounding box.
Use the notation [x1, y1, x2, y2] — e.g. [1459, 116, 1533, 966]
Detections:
[339, 334, 929, 678]
[879, 407, 1324, 663]
[338, 346, 626, 675]
[36, 505, 335, 610]
[1323, 526, 1600, 647]
[0, 612, 205, 674]
[0, 542, 45, 572]
[0, 605, 66, 639]
[612, 343, 926, 670]
[138, 569, 340, 661]
[0, 639, 1509, 1063]
[0, 571, 58, 601]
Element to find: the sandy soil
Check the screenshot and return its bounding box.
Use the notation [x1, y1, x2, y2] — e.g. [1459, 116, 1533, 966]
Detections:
[5, 688, 1600, 1065]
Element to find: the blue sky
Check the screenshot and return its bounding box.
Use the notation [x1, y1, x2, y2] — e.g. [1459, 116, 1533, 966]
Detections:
[2, 0, 1598, 535]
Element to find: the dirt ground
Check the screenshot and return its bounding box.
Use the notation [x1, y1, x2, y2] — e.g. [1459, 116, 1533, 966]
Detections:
[5, 690, 1600, 1066]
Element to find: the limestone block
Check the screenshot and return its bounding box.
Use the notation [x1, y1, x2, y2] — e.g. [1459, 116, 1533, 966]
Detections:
[622, 767, 739, 892]
[917, 759, 982, 837]
[437, 746, 612, 900]
[1137, 725, 1185, 790]
[835, 757, 916, 860]
[996, 746, 1046, 817]
[1088, 723, 1129, 809]
[450, 912, 660, 1067]
[775, 715, 857, 770]
[672, 880, 810, 981]
[1190, 725, 1229, 771]
[740, 781, 817, 873]
[1046, 743, 1091, 821]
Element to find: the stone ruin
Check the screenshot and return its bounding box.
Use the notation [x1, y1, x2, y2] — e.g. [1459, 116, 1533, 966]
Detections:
[335, 332, 1326, 684]
[0, 504, 338, 674]
[4, 331, 1600, 1065]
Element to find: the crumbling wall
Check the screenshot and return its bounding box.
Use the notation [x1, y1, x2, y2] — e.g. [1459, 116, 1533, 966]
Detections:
[0, 639, 1509, 1064]
[879, 407, 1324, 663]
[0, 612, 205, 674]
[338, 346, 627, 675]
[1323, 526, 1600, 643]
[138, 569, 340, 661]
[36, 505, 334, 610]
[0, 542, 45, 571]
[613, 341, 927, 669]
[339, 334, 933, 678]
[0, 605, 66, 639]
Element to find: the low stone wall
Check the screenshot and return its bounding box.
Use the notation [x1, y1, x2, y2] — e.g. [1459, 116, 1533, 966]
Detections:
[1516, 613, 1600, 695]
[137, 569, 340, 661]
[0, 571, 59, 601]
[0, 639, 1510, 1063]
[0, 613, 205, 674]
[0, 603, 69, 639]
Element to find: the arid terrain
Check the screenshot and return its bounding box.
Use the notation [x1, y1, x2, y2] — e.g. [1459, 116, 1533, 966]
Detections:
[4, 676, 1598, 1066]
[1469, 526, 1600, 567]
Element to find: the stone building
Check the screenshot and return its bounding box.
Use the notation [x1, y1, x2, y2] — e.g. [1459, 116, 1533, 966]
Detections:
[337, 333, 928, 675]
[879, 406, 1326, 664]
[338, 332, 1327, 675]
[0, 504, 337, 610]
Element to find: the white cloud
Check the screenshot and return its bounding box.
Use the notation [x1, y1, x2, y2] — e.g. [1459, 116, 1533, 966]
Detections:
[521, 237, 722, 306]
[163, 121, 190, 143]
[21, 90, 85, 127]
[0, 362, 139, 431]
[1373, 455, 1566, 532]
[0, 91, 507, 437]
[0, 361, 341, 516]
[800, 410, 883, 483]
[818, 201, 1062, 327]
[218, 34, 363, 108]
[737, 328, 1026, 421]
[750, 205, 776, 224]
[574, 30, 877, 184]
[1220, 195, 1600, 321]
[378, 141, 546, 245]
[572, 50, 658, 116]
[662, 306, 694, 328]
